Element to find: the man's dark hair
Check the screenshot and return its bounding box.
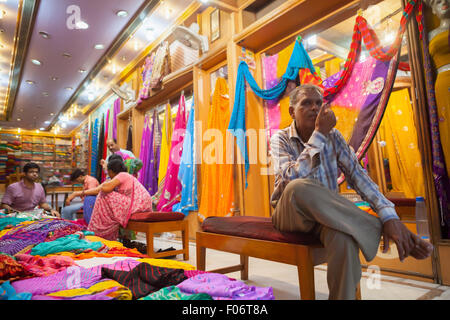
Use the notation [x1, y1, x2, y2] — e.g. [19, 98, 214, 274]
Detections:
[108, 154, 123, 162]
[107, 159, 127, 174]
[23, 162, 40, 173]
[70, 169, 85, 182]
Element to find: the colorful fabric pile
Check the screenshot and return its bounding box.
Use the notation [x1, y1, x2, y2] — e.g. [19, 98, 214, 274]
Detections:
[0, 217, 275, 300]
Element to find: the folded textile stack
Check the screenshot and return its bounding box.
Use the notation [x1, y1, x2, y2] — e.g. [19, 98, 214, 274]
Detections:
[0, 217, 275, 300]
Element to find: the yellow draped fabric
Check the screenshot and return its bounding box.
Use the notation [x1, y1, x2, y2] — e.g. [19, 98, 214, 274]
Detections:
[46, 280, 132, 300]
[429, 30, 450, 177]
[279, 96, 292, 129]
[158, 103, 173, 186]
[379, 88, 425, 198]
[332, 106, 359, 142]
[198, 77, 236, 222]
[85, 235, 124, 249]
[276, 42, 296, 79]
[325, 58, 343, 78]
[138, 258, 195, 270]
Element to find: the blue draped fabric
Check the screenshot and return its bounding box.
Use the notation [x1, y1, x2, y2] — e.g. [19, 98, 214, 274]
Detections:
[227, 40, 316, 187]
[90, 118, 99, 175]
[173, 101, 198, 215]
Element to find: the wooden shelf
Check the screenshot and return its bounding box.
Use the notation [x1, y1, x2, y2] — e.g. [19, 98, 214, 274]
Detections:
[234, 0, 360, 53]
[135, 64, 194, 109]
[195, 44, 228, 71]
[117, 104, 134, 120]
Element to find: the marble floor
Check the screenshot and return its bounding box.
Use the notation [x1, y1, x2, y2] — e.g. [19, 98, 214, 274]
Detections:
[142, 233, 450, 300]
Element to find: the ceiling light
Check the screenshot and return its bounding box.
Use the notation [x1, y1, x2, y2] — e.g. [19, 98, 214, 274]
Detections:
[42, 92, 49, 96]
[78, 69, 86, 73]
[44, 120, 50, 124]
[39, 127, 45, 131]
[39, 31, 50, 39]
[17, 118, 21, 121]
[116, 10, 128, 17]
[17, 128, 21, 133]
[0, 10, 6, 20]
[50, 113, 54, 116]
[94, 44, 104, 50]
[62, 52, 72, 59]
[35, 129, 40, 133]
[51, 76, 58, 81]
[76, 21, 89, 29]
[26, 80, 35, 85]
[61, 122, 67, 128]
[65, 87, 73, 90]
[31, 59, 42, 66]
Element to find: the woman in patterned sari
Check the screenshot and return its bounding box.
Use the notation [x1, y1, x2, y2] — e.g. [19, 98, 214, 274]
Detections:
[86, 159, 153, 240]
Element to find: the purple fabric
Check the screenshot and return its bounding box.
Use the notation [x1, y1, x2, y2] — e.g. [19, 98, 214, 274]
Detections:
[32, 291, 115, 300]
[150, 109, 162, 196]
[12, 259, 140, 296]
[347, 57, 390, 154]
[1, 181, 46, 212]
[113, 98, 121, 141]
[138, 115, 150, 188]
[0, 219, 84, 256]
[176, 273, 274, 300]
[156, 95, 187, 212]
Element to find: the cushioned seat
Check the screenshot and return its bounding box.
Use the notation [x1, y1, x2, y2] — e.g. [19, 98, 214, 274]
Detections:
[129, 211, 185, 222]
[125, 211, 189, 260]
[202, 216, 320, 245]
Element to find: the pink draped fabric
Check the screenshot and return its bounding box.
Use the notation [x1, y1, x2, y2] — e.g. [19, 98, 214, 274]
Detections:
[262, 54, 281, 135]
[88, 172, 152, 240]
[156, 95, 187, 212]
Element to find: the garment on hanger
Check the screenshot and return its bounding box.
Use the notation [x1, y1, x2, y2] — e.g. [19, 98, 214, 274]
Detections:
[198, 78, 235, 222]
[150, 41, 171, 90]
[138, 52, 156, 104]
[126, 117, 133, 152]
[112, 98, 121, 141]
[155, 103, 173, 201]
[90, 118, 99, 176]
[138, 115, 150, 189]
[157, 94, 187, 212]
[378, 88, 425, 198]
[96, 114, 105, 182]
[173, 99, 198, 215]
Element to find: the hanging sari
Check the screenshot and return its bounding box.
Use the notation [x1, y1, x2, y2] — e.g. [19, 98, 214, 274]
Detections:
[155, 103, 173, 198]
[113, 98, 121, 141]
[173, 100, 198, 215]
[378, 88, 425, 198]
[138, 115, 150, 187]
[198, 78, 236, 222]
[90, 118, 99, 176]
[87, 172, 153, 241]
[157, 95, 187, 212]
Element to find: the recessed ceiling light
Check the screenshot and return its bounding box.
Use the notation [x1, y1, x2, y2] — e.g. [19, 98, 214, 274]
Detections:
[39, 127, 45, 131]
[31, 59, 42, 66]
[17, 118, 21, 121]
[26, 80, 35, 85]
[42, 92, 49, 96]
[65, 87, 73, 90]
[50, 76, 58, 81]
[50, 113, 54, 116]
[78, 69, 86, 73]
[94, 44, 104, 50]
[39, 31, 50, 39]
[62, 52, 72, 59]
[116, 10, 128, 17]
[0, 10, 6, 20]
[44, 120, 50, 124]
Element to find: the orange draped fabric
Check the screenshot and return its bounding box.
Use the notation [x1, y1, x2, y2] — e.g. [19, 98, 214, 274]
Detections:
[198, 78, 236, 222]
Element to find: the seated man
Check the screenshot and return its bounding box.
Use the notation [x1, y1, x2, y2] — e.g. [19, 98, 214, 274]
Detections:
[62, 169, 100, 220]
[1, 162, 60, 217]
[270, 84, 433, 300]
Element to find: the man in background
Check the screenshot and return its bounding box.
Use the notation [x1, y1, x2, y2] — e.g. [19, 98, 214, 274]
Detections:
[1, 162, 60, 217]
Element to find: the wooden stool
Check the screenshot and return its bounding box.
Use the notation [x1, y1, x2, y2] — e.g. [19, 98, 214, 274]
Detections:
[198, 216, 363, 300]
[125, 212, 189, 260]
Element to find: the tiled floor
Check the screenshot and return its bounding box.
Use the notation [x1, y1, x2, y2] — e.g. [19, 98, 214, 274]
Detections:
[143, 234, 450, 300]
